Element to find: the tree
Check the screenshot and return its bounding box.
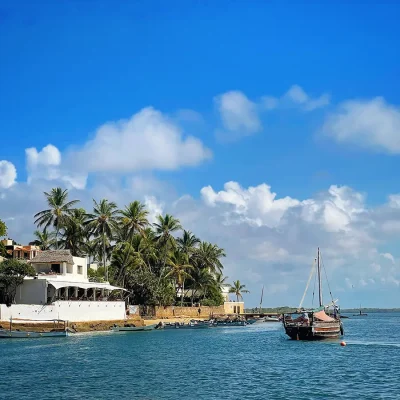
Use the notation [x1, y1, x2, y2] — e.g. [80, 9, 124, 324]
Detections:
[0, 219, 7, 237]
[30, 229, 55, 250]
[166, 250, 193, 306]
[177, 230, 200, 256]
[229, 280, 250, 303]
[60, 208, 88, 256]
[119, 201, 149, 239]
[34, 187, 79, 249]
[154, 214, 182, 278]
[194, 242, 226, 275]
[86, 199, 119, 282]
[0, 259, 36, 306]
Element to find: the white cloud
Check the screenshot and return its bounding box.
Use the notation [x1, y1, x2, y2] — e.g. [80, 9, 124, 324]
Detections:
[261, 85, 330, 111]
[284, 85, 330, 111]
[0, 160, 17, 189]
[323, 97, 400, 153]
[25, 144, 86, 190]
[215, 85, 329, 141]
[26, 144, 61, 168]
[380, 253, 395, 264]
[144, 195, 164, 224]
[214, 91, 261, 137]
[71, 107, 211, 173]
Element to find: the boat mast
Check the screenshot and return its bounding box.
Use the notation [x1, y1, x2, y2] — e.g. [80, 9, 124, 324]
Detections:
[317, 247, 323, 307]
[259, 285, 264, 311]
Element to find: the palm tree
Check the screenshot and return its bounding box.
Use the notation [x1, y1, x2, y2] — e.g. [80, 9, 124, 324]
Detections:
[30, 229, 55, 250]
[166, 250, 193, 306]
[34, 187, 79, 249]
[229, 280, 250, 303]
[194, 242, 226, 275]
[86, 199, 119, 282]
[119, 201, 149, 239]
[154, 214, 182, 274]
[60, 208, 88, 256]
[177, 230, 200, 256]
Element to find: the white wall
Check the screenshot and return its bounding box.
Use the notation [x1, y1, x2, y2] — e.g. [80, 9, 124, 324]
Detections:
[15, 279, 47, 305]
[0, 301, 126, 322]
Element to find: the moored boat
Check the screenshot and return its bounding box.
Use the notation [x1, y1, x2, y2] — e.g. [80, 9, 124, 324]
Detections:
[283, 248, 343, 341]
[111, 323, 158, 332]
[0, 318, 69, 339]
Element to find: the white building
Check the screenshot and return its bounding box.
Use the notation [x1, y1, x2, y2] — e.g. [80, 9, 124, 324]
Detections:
[0, 250, 128, 322]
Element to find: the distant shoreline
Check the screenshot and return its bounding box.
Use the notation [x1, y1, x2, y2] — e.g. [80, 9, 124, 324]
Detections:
[246, 307, 400, 313]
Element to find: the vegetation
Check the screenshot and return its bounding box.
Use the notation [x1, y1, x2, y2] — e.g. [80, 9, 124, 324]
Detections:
[0, 259, 36, 306]
[229, 280, 249, 302]
[0, 219, 7, 237]
[30, 187, 243, 307]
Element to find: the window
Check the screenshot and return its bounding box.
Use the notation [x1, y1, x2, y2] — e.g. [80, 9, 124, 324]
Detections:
[77, 265, 83, 275]
[51, 264, 61, 274]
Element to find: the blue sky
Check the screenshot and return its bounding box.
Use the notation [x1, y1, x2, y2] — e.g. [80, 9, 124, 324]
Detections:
[1, 1, 400, 307]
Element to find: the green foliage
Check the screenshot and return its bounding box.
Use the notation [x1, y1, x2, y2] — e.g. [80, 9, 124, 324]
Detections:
[87, 266, 106, 283]
[0, 259, 36, 305]
[229, 280, 250, 302]
[0, 219, 7, 237]
[0, 241, 7, 258]
[31, 187, 237, 308]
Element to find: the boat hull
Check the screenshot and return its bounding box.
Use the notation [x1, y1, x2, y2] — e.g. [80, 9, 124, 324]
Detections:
[284, 321, 343, 341]
[111, 323, 157, 332]
[0, 329, 67, 338]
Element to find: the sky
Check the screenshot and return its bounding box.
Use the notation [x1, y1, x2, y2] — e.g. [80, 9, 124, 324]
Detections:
[1, 0, 400, 308]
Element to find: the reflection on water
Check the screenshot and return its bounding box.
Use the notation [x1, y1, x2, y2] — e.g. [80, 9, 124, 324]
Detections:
[1, 314, 400, 399]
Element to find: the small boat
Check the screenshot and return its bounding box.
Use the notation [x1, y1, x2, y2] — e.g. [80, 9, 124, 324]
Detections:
[160, 320, 213, 330]
[246, 319, 258, 324]
[283, 248, 344, 341]
[264, 316, 280, 322]
[353, 306, 368, 317]
[214, 320, 247, 327]
[0, 318, 69, 339]
[111, 323, 158, 332]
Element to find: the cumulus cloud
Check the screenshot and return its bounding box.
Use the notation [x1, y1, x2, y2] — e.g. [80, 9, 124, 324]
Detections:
[214, 91, 261, 139]
[70, 107, 211, 173]
[215, 85, 329, 141]
[25, 144, 86, 189]
[261, 84, 330, 111]
[0, 160, 17, 189]
[322, 97, 400, 153]
[284, 85, 330, 111]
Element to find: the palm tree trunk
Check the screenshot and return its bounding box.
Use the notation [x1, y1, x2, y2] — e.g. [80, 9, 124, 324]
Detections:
[56, 224, 59, 250]
[103, 233, 107, 282]
[181, 280, 185, 307]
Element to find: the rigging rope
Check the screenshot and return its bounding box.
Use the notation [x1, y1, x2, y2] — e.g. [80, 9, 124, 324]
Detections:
[298, 258, 316, 310]
[320, 251, 334, 304]
[312, 258, 317, 307]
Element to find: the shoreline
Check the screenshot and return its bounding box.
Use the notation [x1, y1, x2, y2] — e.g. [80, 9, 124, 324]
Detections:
[0, 316, 210, 333]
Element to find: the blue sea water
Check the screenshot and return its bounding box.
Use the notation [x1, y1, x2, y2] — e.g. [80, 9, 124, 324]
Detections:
[1, 313, 400, 400]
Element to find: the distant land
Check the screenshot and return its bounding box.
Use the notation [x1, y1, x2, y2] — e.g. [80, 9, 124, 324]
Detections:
[245, 307, 400, 314]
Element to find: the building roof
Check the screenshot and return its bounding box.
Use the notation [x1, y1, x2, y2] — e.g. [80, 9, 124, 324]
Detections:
[29, 250, 74, 264]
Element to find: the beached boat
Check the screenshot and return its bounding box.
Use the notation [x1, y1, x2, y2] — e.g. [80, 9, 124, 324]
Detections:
[111, 323, 158, 332]
[0, 319, 69, 339]
[160, 320, 213, 330]
[283, 248, 344, 341]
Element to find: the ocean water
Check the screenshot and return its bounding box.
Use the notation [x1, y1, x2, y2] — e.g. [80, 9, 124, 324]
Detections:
[1, 313, 400, 400]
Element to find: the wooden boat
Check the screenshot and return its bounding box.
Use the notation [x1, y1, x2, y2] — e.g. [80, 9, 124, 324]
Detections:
[111, 323, 158, 332]
[283, 248, 344, 341]
[0, 318, 69, 339]
[353, 306, 368, 317]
